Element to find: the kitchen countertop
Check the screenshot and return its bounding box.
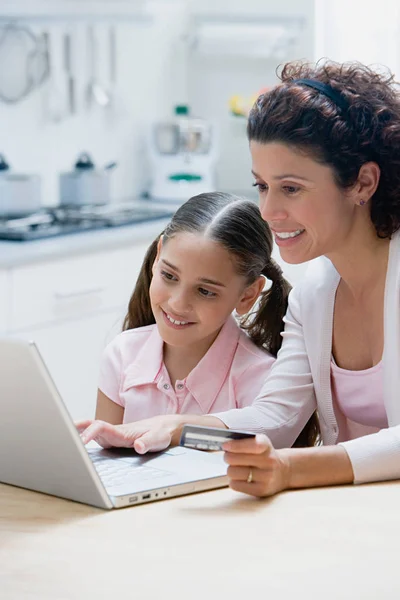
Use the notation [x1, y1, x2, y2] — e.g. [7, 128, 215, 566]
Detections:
[0, 218, 171, 269]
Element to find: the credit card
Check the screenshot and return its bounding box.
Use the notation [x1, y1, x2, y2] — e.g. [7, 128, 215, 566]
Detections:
[179, 424, 256, 451]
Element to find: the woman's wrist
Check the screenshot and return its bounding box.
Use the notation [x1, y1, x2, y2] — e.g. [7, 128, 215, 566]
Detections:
[168, 414, 228, 446]
[278, 445, 354, 490]
[167, 415, 188, 445]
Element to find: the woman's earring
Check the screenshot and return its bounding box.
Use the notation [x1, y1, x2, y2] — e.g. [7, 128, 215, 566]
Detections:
[359, 200, 366, 206]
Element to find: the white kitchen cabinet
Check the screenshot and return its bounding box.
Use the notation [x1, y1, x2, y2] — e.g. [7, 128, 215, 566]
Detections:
[0, 270, 9, 333]
[6, 238, 153, 419]
[12, 309, 124, 421]
[9, 243, 150, 331]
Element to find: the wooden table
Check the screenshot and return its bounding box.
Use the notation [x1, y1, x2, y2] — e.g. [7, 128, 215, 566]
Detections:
[1, 481, 399, 600]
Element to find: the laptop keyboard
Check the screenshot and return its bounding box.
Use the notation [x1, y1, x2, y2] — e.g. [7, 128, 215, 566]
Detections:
[89, 451, 171, 493]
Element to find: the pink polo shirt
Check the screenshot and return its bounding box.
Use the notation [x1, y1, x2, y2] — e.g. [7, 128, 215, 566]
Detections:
[98, 316, 275, 423]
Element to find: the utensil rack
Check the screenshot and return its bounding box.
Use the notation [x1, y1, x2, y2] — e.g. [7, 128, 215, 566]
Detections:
[0, 1, 152, 23]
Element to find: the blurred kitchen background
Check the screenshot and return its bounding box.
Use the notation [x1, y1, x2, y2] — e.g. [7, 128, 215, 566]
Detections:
[1, 0, 399, 419]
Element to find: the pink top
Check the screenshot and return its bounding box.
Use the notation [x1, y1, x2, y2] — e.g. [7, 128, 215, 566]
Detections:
[98, 316, 275, 423]
[331, 359, 388, 439]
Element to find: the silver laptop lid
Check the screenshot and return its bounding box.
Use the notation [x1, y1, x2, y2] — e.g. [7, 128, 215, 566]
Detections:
[0, 338, 112, 509]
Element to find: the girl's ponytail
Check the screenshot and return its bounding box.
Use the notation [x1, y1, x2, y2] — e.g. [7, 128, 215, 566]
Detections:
[241, 258, 291, 357]
[122, 234, 161, 331]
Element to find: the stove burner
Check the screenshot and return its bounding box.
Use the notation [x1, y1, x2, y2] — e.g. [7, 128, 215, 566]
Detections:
[0, 202, 175, 241]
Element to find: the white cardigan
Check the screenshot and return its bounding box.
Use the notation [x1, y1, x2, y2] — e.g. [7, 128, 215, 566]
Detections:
[216, 231, 400, 484]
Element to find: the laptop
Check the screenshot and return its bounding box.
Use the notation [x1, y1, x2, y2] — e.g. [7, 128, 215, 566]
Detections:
[0, 338, 228, 509]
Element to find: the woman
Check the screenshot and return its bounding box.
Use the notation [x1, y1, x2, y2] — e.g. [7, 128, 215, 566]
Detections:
[78, 60, 400, 496]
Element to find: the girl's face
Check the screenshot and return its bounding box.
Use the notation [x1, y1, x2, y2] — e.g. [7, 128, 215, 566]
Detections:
[150, 232, 262, 350]
[250, 141, 367, 264]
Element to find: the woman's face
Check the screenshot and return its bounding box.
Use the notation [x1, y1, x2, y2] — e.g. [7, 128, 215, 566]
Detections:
[250, 141, 357, 264]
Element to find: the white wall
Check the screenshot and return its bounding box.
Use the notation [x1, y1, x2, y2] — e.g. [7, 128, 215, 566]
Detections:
[0, 0, 189, 206]
[316, 0, 400, 76]
[187, 0, 315, 195]
[0, 0, 317, 207]
[2, 1, 400, 209]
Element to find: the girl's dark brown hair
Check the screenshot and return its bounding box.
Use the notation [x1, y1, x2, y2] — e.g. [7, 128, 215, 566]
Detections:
[248, 59, 400, 238]
[123, 191, 291, 357]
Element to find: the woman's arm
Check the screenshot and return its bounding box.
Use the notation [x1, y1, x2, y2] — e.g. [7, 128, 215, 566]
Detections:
[224, 435, 354, 497]
[282, 445, 354, 489]
[95, 389, 124, 425]
[213, 290, 317, 447]
[338, 426, 400, 483]
[224, 428, 400, 498]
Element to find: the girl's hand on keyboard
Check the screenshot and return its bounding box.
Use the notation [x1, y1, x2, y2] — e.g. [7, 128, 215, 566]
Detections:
[75, 415, 182, 453]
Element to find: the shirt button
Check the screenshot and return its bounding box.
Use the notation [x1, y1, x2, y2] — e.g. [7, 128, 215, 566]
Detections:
[177, 384, 184, 390]
[163, 383, 170, 390]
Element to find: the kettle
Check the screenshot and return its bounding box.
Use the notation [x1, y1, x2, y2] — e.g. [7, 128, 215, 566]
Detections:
[0, 154, 41, 217]
[59, 153, 116, 207]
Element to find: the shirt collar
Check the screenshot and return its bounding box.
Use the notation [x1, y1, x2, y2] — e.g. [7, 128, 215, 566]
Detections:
[123, 326, 164, 390]
[185, 315, 241, 413]
[122, 315, 241, 410]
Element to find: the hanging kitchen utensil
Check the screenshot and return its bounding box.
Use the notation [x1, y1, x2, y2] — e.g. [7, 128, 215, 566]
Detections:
[42, 30, 65, 123]
[86, 25, 110, 110]
[64, 32, 75, 115]
[108, 25, 116, 108]
[0, 23, 48, 104]
[106, 24, 127, 120]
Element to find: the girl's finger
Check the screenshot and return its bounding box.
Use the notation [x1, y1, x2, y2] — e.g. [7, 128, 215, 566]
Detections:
[74, 419, 93, 433]
[133, 429, 171, 454]
[80, 420, 109, 444]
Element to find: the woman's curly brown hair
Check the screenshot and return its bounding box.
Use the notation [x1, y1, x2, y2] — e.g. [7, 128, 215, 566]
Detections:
[247, 60, 400, 238]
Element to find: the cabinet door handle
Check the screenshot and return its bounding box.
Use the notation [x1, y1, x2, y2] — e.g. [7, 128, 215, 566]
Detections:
[54, 286, 105, 300]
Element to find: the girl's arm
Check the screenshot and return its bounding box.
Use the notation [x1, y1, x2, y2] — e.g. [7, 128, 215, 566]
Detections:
[95, 389, 124, 425]
[78, 412, 226, 451]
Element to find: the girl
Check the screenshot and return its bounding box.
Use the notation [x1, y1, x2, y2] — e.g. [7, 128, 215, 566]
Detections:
[92, 192, 296, 446]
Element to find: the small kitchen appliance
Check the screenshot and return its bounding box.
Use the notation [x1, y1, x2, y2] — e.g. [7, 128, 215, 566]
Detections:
[148, 105, 218, 204]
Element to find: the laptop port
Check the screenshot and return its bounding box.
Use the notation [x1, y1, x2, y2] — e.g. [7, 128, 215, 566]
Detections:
[129, 496, 138, 503]
[142, 493, 151, 500]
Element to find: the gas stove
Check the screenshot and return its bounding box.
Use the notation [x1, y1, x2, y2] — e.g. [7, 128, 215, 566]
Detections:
[0, 201, 175, 242]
